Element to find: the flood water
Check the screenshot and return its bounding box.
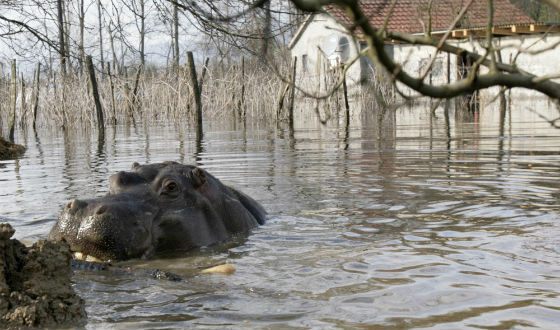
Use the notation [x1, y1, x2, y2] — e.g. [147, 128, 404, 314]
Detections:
[1, 99, 560, 329]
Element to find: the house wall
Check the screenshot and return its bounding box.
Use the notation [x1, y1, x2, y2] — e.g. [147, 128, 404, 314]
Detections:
[291, 15, 560, 104]
[392, 43, 457, 91]
[289, 14, 363, 95]
[391, 33, 560, 99]
[482, 34, 560, 98]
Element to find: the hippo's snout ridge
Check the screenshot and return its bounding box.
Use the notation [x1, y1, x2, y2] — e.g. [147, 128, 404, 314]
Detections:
[66, 199, 87, 214]
[49, 162, 267, 261]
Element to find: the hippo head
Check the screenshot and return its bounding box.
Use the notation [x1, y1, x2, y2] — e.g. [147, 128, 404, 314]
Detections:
[49, 161, 266, 262]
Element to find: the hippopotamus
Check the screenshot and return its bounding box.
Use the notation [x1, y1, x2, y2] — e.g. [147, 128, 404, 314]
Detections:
[49, 161, 266, 262]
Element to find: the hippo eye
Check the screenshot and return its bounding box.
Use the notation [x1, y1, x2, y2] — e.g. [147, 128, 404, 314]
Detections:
[166, 182, 177, 191]
[161, 180, 180, 197]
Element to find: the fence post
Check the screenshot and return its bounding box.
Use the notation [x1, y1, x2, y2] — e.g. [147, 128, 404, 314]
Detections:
[240, 56, 246, 121]
[288, 56, 297, 132]
[198, 57, 209, 90]
[107, 65, 117, 125]
[32, 63, 41, 130]
[8, 59, 17, 142]
[86, 55, 105, 132]
[342, 65, 350, 130]
[19, 73, 26, 127]
[187, 51, 203, 140]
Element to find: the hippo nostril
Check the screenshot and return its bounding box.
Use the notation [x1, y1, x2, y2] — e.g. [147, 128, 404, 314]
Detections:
[68, 199, 87, 213]
[95, 205, 108, 215]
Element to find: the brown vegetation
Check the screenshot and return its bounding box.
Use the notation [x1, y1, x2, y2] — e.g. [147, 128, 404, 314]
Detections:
[0, 58, 294, 129]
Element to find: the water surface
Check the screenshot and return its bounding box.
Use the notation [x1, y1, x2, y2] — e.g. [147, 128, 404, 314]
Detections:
[1, 101, 559, 329]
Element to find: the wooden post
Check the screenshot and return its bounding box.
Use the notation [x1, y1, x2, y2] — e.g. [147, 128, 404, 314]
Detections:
[8, 59, 17, 142]
[129, 66, 142, 115]
[276, 83, 289, 122]
[187, 51, 203, 140]
[288, 56, 297, 131]
[446, 52, 451, 84]
[32, 63, 41, 130]
[86, 55, 105, 132]
[0, 62, 4, 128]
[342, 65, 350, 129]
[19, 72, 26, 127]
[239, 56, 246, 120]
[198, 57, 210, 91]
[107, 65, 117, 125]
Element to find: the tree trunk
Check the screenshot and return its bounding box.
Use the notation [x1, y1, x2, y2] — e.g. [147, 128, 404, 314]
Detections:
[108, 24, 118, 75]
[260, 1, 272, 60]
[64, 0, 71, 72]
[97, 0, 105, 73]
[78, 0, 85, 72]
[57, 0, 67, 75]
[139, 0, 145, 67]
[173, 2, 180, 71]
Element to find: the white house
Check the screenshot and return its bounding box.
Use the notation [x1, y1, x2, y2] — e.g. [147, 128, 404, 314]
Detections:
[289, 0, 560, 100]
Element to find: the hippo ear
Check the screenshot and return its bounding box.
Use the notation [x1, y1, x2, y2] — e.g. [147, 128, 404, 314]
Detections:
[189, 167, 207, 188]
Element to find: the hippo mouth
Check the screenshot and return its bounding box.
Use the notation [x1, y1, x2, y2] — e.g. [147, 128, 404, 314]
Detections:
[72, 251, 105, 263]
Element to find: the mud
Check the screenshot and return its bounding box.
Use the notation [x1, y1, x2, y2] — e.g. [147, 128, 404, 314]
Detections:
[0, 223, 86, 328]
[0, 136, 25, 160]
[0, 137, 25, 160]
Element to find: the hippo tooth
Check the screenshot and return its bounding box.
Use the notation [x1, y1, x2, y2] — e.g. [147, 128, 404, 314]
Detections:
[85, 255, 103, 263]
[201, 264, 236, 275]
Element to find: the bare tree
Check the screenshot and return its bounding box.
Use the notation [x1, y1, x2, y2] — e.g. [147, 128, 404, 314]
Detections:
[56, 0, 67, 74]
[97, 0, 105, 71]
[173, 1, 179, 69]
[77, 0, 86, 71]
[168, 0, 304, 58]
[121, 0, 148, 66]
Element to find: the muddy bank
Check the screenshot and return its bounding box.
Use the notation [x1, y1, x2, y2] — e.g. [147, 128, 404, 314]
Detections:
[0, 223, 86, 328]
[0, 137, 25, 160]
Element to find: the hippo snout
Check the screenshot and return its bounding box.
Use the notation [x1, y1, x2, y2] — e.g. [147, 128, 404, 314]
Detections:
[66, 199, 87, 214]
[52, 196, 157, 261]
[65, 198, 139, 221]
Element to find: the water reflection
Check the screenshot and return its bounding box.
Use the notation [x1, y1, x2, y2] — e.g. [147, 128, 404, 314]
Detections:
[0, 96, 559, 328]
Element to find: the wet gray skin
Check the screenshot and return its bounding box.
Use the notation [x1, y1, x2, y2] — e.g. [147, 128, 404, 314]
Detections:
[48, 161, 266, 261]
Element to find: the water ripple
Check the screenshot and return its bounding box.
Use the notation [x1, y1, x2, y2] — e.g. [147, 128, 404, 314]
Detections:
[1, 106, 559, 328]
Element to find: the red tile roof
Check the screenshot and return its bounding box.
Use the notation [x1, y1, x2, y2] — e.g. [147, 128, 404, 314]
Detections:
[326, 0, 535, 34]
